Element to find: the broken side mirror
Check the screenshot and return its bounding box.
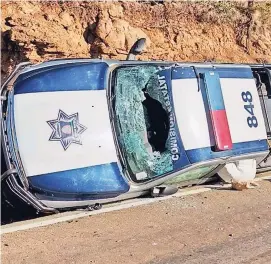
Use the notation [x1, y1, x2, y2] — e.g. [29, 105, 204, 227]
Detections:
[126, 38, 146, 61]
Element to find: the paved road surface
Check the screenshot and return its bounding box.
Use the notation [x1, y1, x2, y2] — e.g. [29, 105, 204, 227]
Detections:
[2, 180, 271, 264]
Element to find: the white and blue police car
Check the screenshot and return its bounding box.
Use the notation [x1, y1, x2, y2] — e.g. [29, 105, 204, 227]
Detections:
[1, 40, 270, 213]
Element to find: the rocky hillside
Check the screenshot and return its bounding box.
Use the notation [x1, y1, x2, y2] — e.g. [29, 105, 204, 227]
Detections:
[1, 1, 271, 82]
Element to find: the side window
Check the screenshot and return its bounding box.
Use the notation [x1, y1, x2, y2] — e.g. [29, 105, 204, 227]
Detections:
[263, 70, 271, 136]
[164, 165, 218, 184]
[266, 69, 271, 98]
[254, 70, 271, 136]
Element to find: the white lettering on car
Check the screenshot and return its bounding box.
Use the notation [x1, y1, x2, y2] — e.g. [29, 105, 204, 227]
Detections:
[158, 74, 180, 161]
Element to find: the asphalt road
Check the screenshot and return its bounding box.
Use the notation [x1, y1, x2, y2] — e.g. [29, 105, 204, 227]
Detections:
[1, 180, 271, 264]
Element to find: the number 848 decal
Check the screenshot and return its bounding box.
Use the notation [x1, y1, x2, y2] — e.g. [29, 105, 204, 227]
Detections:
[241, 91, 258, 128]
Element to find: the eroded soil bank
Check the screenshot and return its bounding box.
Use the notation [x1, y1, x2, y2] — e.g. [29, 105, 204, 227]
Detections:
[1, 1, 271, 82]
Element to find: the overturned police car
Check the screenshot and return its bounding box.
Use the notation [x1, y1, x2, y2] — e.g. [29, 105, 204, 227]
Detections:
[1, 41, 271, 213]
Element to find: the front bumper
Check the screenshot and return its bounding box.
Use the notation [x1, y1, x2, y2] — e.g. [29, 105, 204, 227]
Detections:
[1, 62, 57, 213]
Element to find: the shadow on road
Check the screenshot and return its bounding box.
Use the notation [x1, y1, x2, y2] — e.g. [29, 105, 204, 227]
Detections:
[1, 182, 48, 225]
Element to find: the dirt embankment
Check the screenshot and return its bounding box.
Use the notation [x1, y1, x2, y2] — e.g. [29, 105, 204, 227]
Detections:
[1, 1, 271, 82]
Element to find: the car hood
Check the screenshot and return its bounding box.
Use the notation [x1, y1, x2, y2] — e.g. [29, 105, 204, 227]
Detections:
[13, 89, 118, 177]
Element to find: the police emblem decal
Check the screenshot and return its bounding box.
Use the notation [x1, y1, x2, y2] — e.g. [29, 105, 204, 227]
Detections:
[47, 110, 87, 150]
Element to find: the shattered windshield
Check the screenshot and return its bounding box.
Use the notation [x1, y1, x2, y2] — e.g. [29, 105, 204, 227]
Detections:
[112, 65, 176, 182]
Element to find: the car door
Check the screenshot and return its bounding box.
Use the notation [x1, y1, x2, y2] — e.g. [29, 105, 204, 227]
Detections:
[171, 65, 268, 165]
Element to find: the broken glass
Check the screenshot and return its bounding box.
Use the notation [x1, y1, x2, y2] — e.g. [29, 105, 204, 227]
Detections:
[164, 165, 217, 184]
[114, 65, 173, 180]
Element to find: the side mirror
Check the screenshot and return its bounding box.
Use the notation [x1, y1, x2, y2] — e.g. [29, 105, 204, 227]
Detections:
[126, 38, 146, 60]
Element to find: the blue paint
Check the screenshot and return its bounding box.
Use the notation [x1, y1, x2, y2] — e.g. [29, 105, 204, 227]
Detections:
[158, 67, 191, 170]
[203, 71, 225, 111]
[28, 162, 130, 198]
[186, 140, 268, 163]
[171, 66, 253, 80]
[215, 67, 254, 79]
[14, 62, 108, 94]
[171, 67, 196, 79]
[197, 67, 254, 79]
